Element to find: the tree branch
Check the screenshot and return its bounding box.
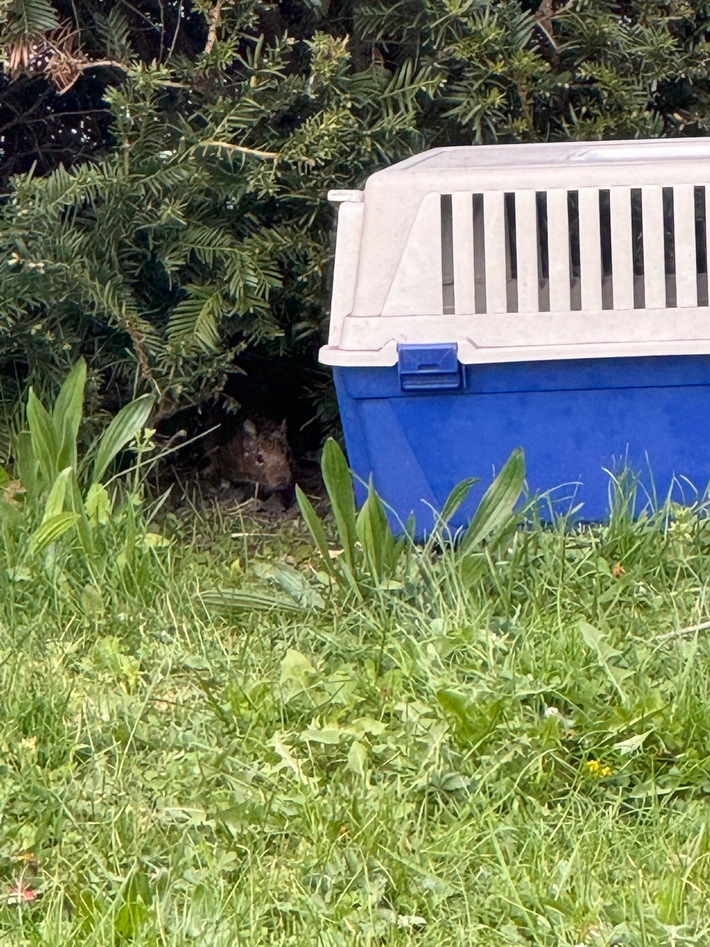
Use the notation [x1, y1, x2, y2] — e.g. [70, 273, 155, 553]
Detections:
[199, 139, 279, 160]
[204, 0, 224, 56]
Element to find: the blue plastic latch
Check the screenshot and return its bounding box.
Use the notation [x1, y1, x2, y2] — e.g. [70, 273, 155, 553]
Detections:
[397, 343, 462, 392]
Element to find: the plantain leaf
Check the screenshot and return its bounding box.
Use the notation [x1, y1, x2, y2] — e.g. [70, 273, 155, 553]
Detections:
[92, 394, 155, 485]
[41, 466, 73, 524]
[356, 479, 393, 583]
[29, 512, 80, 555]
[439, 477, 480, 526]
[26, 389, 59, 486]
[199, 588, 305, 613]
[459, 449, 526, 554]
[321, 438, 358, 574]
[52, 358, 86, 471]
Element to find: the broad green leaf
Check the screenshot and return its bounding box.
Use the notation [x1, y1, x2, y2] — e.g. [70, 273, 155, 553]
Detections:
[347, 740, 368, 777]
[252, 560, 325, 609]
[613, 730, 653, 755]
[280, 650, 320, 705]
[0, 466, 11, 487]
[0, 498, 24, 528]
[41, 466, 73, 524]
[92, 393, 155, 484]
[579, 621, 631, 702]
[579, 620, 623, 661]
[391, 533, 408, 572]
[141, 531, 171, 548]
[114, 870, 151, 939]
[356, 480, 393, 584]
[52, 359, 86, 470]
[300, 726, 343, 745]
[280, 649, 317, 687]
[437, 689, 475, 738]
[28, 512, 80, 554]
[272, 732, 314, 785]
[198, 588, 304, 613]
[321, 438, 358, 572]
[85, 482, 112, 526]
[70, 475, 94, 557]
[81, 584, 104, 617]
[437, 689, 503, 746]
[26, 389, 59, 485]
[439, 477, 480, 525]
[460, 448, 526, 553]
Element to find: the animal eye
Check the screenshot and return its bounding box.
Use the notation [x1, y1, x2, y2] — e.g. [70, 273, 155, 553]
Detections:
[256, 452, 265, 465]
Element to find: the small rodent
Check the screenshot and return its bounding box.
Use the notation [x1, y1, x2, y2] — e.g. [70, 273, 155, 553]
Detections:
[205, 417, 293, 490]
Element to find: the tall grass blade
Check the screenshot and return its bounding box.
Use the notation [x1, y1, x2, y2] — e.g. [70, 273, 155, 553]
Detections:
[295, 485, 335, 578]
[14, 431, 36, 501]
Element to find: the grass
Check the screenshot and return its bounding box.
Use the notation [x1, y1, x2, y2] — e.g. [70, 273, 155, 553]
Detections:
[2, 489, 710, 945]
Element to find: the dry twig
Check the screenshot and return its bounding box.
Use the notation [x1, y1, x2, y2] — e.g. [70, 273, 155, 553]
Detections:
[657, 619, 710, 641]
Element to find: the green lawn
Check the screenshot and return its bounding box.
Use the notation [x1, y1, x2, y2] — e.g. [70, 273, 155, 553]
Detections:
[2, 488, 710, 946]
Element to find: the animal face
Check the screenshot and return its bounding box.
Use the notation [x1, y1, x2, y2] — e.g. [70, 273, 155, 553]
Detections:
[239, 418, 293, 489]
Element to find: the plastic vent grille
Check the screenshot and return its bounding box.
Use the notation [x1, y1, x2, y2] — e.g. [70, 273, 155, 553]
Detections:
[439, 187, 710, 316]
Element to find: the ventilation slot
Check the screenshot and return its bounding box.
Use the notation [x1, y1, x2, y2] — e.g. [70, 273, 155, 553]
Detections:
[473, 193, 487, 313]
[599, 189, 613, 310]
[567, 192, 582, 311]
[696, 186, 708, 307]
[536, 192, 550, 312]
[663, 187, 677, 307]
[440, 194, 455, 314]
[630, 189, 645, 309]
[504, 193, 518, 313]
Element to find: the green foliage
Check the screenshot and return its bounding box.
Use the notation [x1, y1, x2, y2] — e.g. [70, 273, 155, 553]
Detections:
[296, 438, 527, 596]
[1, 1, 710, 420]
[1, 0, 60, 42]
[297, 438, 410, 596]
[0, 358, 155, 561]
[4, 479, 710, 940]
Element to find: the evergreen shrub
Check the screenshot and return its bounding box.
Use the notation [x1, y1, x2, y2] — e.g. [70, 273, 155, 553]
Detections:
[1, 0, 710, 447]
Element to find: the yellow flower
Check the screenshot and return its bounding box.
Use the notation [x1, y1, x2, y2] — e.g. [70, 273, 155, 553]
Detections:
[585, 759, 613, 778]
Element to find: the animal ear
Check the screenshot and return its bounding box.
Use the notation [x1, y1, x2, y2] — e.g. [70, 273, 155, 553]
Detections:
[243, 419, 257, 437]
[280, 419, 288, 433]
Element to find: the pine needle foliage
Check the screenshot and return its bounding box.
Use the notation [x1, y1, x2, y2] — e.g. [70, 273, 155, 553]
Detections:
[0, 0, 710, 418]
